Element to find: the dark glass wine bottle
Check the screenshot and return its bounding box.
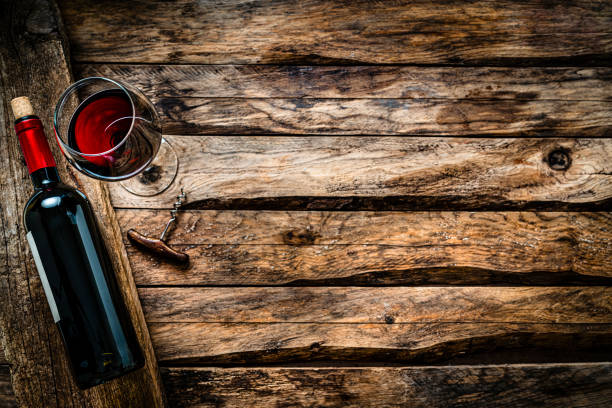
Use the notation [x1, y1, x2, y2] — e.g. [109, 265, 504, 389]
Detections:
[12, 97, 144, 389]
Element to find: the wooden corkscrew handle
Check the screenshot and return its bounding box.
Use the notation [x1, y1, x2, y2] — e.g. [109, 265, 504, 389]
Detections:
[127, 229, 189, 264]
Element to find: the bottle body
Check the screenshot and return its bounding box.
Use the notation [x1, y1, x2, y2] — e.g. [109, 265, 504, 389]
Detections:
[24, 179, 144, 388]
[15, 111, 144, 389]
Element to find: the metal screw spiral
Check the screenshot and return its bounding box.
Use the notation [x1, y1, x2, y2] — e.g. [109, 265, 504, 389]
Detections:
[160, 188, 186, 241]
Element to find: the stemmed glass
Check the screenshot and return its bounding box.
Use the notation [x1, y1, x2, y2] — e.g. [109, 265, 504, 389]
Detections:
[54, 77, 178, 196]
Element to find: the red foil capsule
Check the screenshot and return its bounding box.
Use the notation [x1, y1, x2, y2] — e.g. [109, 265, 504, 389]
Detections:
[15, 117, 56, 174]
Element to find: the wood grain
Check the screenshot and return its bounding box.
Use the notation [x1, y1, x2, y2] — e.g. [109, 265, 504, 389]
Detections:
[49, 0, 612, 403]
[109, 137, 612, 210]
[75, 65, 612, 100]
[161, 364, 612, 408]
[140, 286, 612, 363]
[119, 210, 612, 246]
[59, 0, 612, 65]
[149, 322, 612, 364]
[139, 287, 612, 324]
[78, 66, 612, 136]
[0, 1, 166, 406]
[0, 366, 15, 408]
[121, 211, 612, 286]
[155, 97, 611, 137]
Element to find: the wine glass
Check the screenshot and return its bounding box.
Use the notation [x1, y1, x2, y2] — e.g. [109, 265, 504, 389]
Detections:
[54, 77, 178, 196]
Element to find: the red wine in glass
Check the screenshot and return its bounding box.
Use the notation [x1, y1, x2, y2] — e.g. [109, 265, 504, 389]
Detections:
[56, 77, 175, 195]
[67, 89, 160, 179]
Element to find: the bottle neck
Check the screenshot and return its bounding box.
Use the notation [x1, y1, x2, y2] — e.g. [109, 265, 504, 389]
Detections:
[14, 115, 60, 188]
[30, 167, 61, 189]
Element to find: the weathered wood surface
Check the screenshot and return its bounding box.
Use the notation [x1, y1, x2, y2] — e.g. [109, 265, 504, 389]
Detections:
[0, 0, 165, 406]
[149, 322, 612, 364]
[0, 366, 16, 408]
[109, 137, 612, 210]
[60, 0, 612, 65]
[121, 210, 612, 247]
[151, 97, 611, 136]
[121, 210, 612, 286]
[139, 287, 612, 324]
[57, 0, 612, 405]
[77, 65, 612, 136]
[142, 286, 612, 363]
[76, 65, 612, 100]
[161, 364, 612, 408]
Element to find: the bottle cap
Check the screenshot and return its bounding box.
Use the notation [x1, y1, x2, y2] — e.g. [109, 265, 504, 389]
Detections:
[11, 97, 35, 120]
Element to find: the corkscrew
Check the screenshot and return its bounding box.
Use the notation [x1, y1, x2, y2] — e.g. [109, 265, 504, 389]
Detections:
[127, 189, 189, 264]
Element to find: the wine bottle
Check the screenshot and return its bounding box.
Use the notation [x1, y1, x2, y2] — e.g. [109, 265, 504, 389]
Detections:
[11, 97, 144, 389]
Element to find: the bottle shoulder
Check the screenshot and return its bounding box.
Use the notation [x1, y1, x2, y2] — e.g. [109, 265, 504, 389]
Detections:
[25, 183, 81, 203]
[23, 184, 92, 229]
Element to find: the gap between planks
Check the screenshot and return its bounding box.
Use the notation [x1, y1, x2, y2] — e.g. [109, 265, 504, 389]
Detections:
[0, 365, 15, 408]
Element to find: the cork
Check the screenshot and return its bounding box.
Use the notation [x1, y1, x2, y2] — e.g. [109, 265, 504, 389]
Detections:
[10, 96, 35, 120]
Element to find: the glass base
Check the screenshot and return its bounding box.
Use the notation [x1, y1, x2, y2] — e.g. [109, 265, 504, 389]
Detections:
[119, 138, 178, 196]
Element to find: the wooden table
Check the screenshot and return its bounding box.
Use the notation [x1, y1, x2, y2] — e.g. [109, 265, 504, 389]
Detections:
[1, 0, 611, 406]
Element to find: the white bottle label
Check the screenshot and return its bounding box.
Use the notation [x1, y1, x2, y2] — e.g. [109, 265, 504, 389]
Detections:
[26, 231, 61, 323]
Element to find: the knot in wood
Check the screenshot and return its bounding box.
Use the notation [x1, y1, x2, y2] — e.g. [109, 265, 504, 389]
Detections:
[138, 164, 162, 184]
[282, 229, 320, 246]
[545, 148, 571, 171]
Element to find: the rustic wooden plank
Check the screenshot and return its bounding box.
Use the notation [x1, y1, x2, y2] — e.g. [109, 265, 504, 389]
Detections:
[122, 211, 612, 286]
[109, 137, 612, 210]
[151, 97, 610, 136]
[0, 1, 165, 406]
[141, 286, 612, 363]
[59, 0, 612, 65]
[140, 287, 612, 324]
[149, 322, 612, 364]
[0, 366, 16, 408]
[75, 65, 612, 100]
[140, 286, 612, 323]
[161, 364, 612, 408]
[119, 210, 612, 246]
[129, 245, 612, 286]
[78, 65, 612, 136]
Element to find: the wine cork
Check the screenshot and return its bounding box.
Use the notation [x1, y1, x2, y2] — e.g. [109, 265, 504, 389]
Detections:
[11, 96, 35, 120]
